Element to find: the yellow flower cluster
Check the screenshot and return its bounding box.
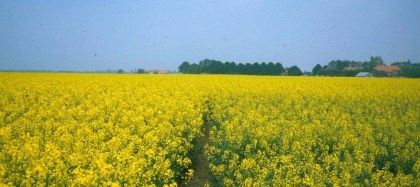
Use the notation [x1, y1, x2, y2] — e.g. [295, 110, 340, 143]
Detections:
[0, 73, 419, 186]
[205, 76, 419, 186]
[0, 73, 205, 186]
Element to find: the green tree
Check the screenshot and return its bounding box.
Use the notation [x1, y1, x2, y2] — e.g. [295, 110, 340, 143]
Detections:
[237, 63, 245, 74]
[274, 63, 284, 75]
[399, 61, 420, 78]
[225, 62, 237, 74]
[336, 60, 350, 70]
[312, 64, 322, 75]
[136, 69, 146, 74]
[199, 59, 212, 73]
[244, 63, 252, 74]
[369, 56, 384, 69]
[267, 62, 275, 75]
[117, 69, 124, 74]
[208, 60, 224, 74]
[288, 66, 303, 76]
[188, 64, 201, 74]
[178, 61, 191, 73]
[318, 68, 339, 76]
[260, 62, 268, 75]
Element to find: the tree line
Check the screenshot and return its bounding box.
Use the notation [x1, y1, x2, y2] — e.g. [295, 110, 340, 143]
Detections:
[178, 59, 304, 76]
[176, 56, 419, 77]
[389, 60, 420, 78]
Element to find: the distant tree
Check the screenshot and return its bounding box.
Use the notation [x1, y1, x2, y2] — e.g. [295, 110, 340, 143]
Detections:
[402, 66, 420, 78]
[199, 59, 212, 73]
[251, 62, 259, 75]
[221, 61, 236, 74]
[178, 61, 191, 73]
[397, 60, 420, 78]
[244, 63, 253, 74]
[288, 66, 303, 76]
[237, 63, 245, 74]
[342, 70, 359, 77]
[303, 71, 312, 76]
[370, 56, 384, 64]
[336, 60, 350, 70]
[188, 63, 201, 74]
[228, 62, 237, 74]
[260, 62, 267, 75]
[117, 69, 124, 74]
[312, 64, 322, 75]
[136, 69, 146, 74]
[267, 62, 275, 75]
[208, 60, 223, 74]
[392, 60, 411, 69]
[274, 63, 284, 75]
[177, 59, 286, 76]
[318, 68, 338, 76]
[323, 60, 350, 76]
[368, 56, 384, 69]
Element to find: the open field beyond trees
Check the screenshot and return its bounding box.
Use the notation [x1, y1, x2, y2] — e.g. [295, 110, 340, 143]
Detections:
[0, 73, 419, 186]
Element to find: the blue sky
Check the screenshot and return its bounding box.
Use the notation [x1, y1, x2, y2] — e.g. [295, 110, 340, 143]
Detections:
[1, 0, 419, 72]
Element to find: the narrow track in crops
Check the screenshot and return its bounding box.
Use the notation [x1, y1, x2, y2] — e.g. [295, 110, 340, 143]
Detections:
[184, 121, 215, 187]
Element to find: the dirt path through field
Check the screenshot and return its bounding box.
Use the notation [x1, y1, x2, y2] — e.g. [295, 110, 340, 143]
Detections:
[184, 122, 215, 187]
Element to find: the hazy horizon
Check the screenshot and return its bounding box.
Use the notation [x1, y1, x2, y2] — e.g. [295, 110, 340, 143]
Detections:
[1, 1, 420, 72]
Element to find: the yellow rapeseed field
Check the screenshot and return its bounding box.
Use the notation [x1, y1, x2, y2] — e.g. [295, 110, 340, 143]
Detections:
[205, 76, 419, 186]
[0, 73, 205, 186]
[0, 73, 419, 186]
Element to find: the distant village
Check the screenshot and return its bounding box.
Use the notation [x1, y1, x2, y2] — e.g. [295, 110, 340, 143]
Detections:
[348, 65, 399, 77]
[312, 56, 419, 78]
[117, 68, 172, 74]
[130, 68, 172, 74]
[175, 56, 420, 78]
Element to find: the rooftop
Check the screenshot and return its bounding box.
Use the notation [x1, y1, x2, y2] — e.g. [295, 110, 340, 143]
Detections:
[374, 65, 400, 72]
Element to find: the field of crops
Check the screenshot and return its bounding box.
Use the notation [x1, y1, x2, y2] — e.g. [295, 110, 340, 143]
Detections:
[0, 73, 419, 186]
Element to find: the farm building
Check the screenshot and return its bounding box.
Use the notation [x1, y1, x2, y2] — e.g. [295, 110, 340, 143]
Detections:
[355, 72, 372, 77]
[159, 70, 169, 74]
[373, 65, 400, 77]
[147, 69, 158, 74]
